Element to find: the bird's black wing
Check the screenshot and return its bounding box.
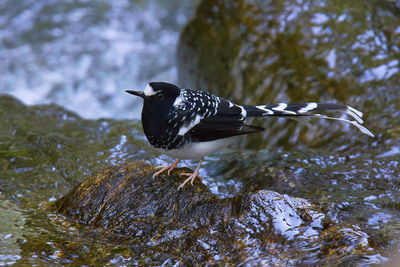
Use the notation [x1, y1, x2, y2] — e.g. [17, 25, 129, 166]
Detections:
[166, 89, 263, 142]
[188, 98, 264, 142]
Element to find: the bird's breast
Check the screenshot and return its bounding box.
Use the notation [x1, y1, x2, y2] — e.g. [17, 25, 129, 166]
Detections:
[141, 110, 184, 150]
[157, 137, 237, 159]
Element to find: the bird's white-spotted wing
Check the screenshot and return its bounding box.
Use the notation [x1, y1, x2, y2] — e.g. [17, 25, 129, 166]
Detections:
[166, 89, 264, 142]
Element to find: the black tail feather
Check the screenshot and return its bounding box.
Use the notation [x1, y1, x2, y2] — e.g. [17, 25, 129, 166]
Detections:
[243, 103, 348, 117]
[243, 102, 374, 137]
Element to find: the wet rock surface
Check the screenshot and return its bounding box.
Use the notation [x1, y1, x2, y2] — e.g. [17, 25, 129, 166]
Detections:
[1, 88, 398, 265]
[54, 161, 382, 265]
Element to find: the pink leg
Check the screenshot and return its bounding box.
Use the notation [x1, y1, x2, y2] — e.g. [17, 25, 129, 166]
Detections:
[177, 159, 204, 190]
[153, 159, 180, 178]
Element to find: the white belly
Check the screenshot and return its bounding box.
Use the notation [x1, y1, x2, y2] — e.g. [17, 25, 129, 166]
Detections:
[157, 137, 237, 160]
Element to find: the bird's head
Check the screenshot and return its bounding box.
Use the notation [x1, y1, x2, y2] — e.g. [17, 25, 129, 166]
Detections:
[126, 82, 181, 115]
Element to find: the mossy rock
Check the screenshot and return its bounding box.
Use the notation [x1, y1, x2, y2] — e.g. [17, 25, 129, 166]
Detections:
[54, 161, 380, 265]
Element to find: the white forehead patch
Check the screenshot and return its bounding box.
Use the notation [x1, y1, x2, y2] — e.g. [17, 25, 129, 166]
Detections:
[143, 84, 160, 96]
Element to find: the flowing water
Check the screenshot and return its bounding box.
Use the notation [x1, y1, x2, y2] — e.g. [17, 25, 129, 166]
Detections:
[0, 0, 196, 119]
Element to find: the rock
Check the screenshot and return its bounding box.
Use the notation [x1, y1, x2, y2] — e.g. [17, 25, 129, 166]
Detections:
[54, 161, 381, 265]
[177, 0, 400, 150]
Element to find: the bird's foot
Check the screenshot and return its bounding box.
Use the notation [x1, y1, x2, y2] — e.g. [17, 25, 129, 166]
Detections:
[152, 160, 180, 178]
[177, 158, 204, 190]
[177, 171, 203, 190]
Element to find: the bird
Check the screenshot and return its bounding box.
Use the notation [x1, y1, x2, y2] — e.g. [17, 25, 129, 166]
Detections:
[126, 82, 374, 189]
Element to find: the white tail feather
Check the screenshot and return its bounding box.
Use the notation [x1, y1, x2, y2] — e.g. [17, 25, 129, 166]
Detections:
[345, 110, 363, 124]
[311, 114, 375, 137]
[347, 106, 363, 117]
[345, 106, 364, 124]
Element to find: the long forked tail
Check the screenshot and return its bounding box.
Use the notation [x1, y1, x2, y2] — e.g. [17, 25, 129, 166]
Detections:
[242, 103, 374, 137]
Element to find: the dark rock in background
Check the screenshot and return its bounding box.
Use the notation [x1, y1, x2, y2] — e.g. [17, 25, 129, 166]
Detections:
[177, 0, 400, 150]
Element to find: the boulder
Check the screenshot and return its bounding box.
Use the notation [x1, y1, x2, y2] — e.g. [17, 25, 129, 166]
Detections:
[54, 161, 379, 265]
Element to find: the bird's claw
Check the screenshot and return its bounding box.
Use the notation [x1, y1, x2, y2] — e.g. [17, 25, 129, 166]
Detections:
[177, 172, 203, 189]
[152, 166, 170, 178]
[152, 160, 180, 178]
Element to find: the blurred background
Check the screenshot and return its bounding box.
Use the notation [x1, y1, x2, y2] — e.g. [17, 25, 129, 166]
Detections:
[1, 0, 400, 265]
[0, 0, 198, 119]
[1, 0, 398, 149]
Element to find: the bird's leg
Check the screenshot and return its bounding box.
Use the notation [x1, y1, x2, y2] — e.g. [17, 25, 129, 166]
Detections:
[178, 159, 204, 190]
[153, 159, 180, 178]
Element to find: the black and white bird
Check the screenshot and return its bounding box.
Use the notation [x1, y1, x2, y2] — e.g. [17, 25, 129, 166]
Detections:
[126, 82, 374, 189]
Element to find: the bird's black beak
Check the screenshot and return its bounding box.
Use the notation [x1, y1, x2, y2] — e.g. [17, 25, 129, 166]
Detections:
[125, 90, 145, 98]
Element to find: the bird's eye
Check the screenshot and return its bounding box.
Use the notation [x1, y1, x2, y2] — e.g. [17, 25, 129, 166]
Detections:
[155, 93, 164, 101]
